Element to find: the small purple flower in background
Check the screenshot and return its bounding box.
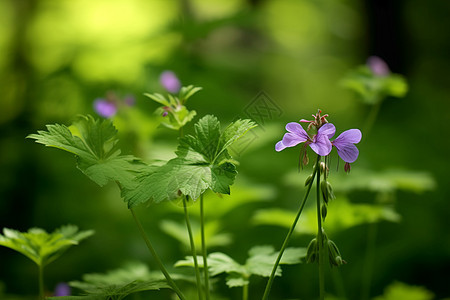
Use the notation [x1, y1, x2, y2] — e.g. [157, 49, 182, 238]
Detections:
[54, 282, 71, 296]
[93, 92, 136, 118]
[94, 98, 117, 118]
[367, 56, 390, 76]
[275, 122, 335, 156]
[160, 70, 181, 93]
[124, 95, 135, 106]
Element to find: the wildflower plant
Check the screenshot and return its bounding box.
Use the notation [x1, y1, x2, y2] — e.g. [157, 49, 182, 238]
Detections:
[340, 56, 408, 105]
[263, 110, 362, 300]
[28, 83, 256, 300]
[0, 225, 93, 299]
[144, 85, 201, 130]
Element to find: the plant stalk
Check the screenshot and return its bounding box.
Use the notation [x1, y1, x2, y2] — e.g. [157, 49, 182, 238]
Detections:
[316, 157, 325, 300]
[183, 196, 204, 300]
[200, 194, 211, 300]
[361, 222, 378, 300]
[130, 208, 186, 300]
[243, 283, 249, 300]
[38, 264, 44, 300]
[262, 155, 321, 300]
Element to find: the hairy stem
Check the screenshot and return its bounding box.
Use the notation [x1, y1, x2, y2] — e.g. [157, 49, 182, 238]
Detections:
[183, 196, 204, 300]
[200, 194, 211, 300]
[262, 155, 321, 300]
[316, 157, 325, 300]
[130, 208, 186, 300]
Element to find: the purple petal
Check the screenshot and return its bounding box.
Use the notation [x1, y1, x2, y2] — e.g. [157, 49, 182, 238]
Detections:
[317, 123, 336, 139]
[367, 56, 390, 76]
[333, 129, 362, 145]
[335, 143, 359, 163]
[160, 71, 181, 93]
[309, 135, 332, 156]
[332, 129, 361, 163]
[94, 99, 117, 118]
[275, 141, 287, 152]
[286, 122, 309, 138]
[282, 132, 306, 148]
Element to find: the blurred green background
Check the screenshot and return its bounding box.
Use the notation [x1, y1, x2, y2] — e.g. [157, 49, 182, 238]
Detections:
[1, 0, 449, 299]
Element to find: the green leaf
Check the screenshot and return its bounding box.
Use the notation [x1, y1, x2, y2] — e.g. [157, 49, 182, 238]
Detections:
[28, 115, 146, 190]
[179, 85, 203, 104]
[340, 66, 408, 104]
[225, 273, 249, 288]
[207, 252, 246, 276]
[176, 245, 304, 288]
[160, 219, 232, 248]
[0, 225, 93, 267]
[253, 197, 401, 235]
[145, 86, 201, 130]
[144, 92, 170, 106]
[373, 281, 434, 300]
[246, 245, 305, 277]
[123, 115, 256, 206]
[48, 262, 170, 300]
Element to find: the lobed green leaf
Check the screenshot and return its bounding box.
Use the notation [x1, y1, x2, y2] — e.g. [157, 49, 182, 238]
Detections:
[123, 115, 256, 206]
[28, 115, 146, 190]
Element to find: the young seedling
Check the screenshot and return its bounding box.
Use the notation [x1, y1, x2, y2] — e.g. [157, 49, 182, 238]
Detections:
[0, 225, 93, 299]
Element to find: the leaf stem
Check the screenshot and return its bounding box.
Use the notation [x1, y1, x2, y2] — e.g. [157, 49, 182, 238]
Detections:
[38, 264, 44, 300]
[262, 155, 321, 300]
[243, 283, 249, 300]
[200, 194, 211, 300]
[316, 157, 325, 300]
[183, 196, 204, 300]
[130, 208, 186, 300]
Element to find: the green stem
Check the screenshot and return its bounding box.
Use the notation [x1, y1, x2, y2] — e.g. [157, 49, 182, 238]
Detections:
[130, 208, 186, 300]
[38, 264, 44, 300]
[363, 99, 382, 137]
[200, 194, 211, 300]
[243, 283, 249, 300]
[262, 155, 321, 300]
[183, 196, 204, 300]
[361, 222, 378, 300]
[316, 157, 325, 300]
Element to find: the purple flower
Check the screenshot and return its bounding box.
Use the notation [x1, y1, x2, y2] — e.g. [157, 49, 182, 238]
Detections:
[367, 56, 390, 76]
[331, 129, 362, 163]
[124, 95, 136, 106]
[94, 98, 117, 118]
[159, 70, 181, 93]
[54, 282, 71, 296]
[275, 122, 335, 156]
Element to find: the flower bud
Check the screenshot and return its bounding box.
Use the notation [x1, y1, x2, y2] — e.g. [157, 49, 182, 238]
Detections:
[305, 174, 314, 186]
[321, 204, 327, 220]
[344, 162, 351, 173]
[320, 161, 326, 174]
[321, 181, 329, 203]
[321, 181, 335, 203]
[327, 239, 345, 267]
[306, 238, 318, 264]
[302, 151, 309, 166]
